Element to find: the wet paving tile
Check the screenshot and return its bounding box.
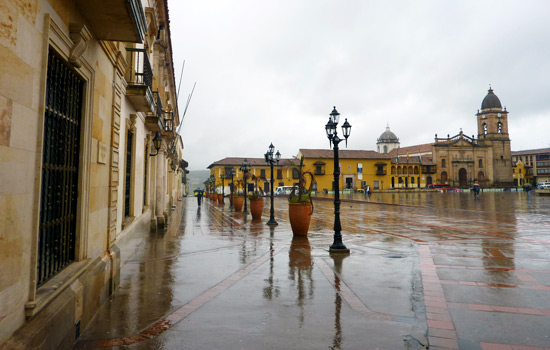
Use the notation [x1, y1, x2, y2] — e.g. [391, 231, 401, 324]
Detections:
[75, 192, 550, 349]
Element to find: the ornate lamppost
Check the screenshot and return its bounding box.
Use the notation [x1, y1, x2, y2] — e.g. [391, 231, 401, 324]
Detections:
[220, 172, 225, 204]
[240, 159, 251, 214]
[264, 143, 281, 226]
[325, 106, 352, 254]
[227, 168, 235, 210]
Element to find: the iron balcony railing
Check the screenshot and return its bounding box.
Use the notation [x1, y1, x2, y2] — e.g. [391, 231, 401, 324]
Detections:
[376, 170, 387, 175]
[126, 48, 153, 90]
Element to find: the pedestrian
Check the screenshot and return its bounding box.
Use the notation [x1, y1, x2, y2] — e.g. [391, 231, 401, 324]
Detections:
[197, 189, 203, 206]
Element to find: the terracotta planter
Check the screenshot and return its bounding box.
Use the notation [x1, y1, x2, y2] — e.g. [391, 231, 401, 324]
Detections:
[288, 202, 312, 236]
[249, 198, 264, 220]
[217, 193, 223, 204]
[233, 196, 244, 212]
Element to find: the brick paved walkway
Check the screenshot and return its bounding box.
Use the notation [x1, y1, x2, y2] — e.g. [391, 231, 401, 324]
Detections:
[75, 192, 550, 349]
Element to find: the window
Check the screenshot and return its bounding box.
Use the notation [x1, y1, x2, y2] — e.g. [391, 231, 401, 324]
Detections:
[497, 121, 502, 133]
[292, 168, 299, 179]
[483, 123, 488, 135]
[37, 50, 84, 286]
[441, 171, 448, 182]
[125, 128, 134, 217]
[383, 145, 388, 154]
[479, 159, 483, 168]
[441, 159, 446, 168]
[315, 165, 324, 175]
[277, 169, 282, 179]
[260, 169, 266, 178]
[373, 180, 379, 189]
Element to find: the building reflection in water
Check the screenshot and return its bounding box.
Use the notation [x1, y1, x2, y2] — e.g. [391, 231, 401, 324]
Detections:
[481, 193, 517, 283]
[330, 254, 347, 350]
[288, 236, 314, 327]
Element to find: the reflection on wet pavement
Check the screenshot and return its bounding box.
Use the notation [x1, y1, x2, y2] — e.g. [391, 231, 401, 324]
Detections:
[75, 192, 550, 349]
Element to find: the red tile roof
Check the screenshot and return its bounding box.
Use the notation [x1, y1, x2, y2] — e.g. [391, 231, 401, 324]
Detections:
[299, 149, 390, 159]
[207, 157, 293, 169]
[511, 148, 550, 156]
[388, 143, 434, 157]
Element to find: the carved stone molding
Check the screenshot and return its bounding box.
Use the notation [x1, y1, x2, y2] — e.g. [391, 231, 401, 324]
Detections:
[69, 23, 92, 68]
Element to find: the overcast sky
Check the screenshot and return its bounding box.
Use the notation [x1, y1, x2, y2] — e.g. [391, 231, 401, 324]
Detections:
[168, 0, 550, 170]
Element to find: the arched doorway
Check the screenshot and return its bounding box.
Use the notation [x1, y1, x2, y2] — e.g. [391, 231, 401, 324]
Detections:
[426, 176, 433, 185]
[440, 171, 448, 182]
[459, 168, 467, 187]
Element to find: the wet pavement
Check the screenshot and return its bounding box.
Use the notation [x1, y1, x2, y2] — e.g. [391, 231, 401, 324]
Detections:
[75, 192, 550, 349]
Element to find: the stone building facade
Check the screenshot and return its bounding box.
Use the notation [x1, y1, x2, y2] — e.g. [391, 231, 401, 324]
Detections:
[0, 0, 186, 348]
[432, 88, 513, 187]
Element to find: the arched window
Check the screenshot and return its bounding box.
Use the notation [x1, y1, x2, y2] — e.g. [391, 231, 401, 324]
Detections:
[391, 166, 396, 175]
[441, 171, 448, 182]
[414, 166, 419, 174]
[397, 166, 402, 175]
[478, 159, 483, 168]
[383, 145, 388, 154]
[408, 166, 413, 175]
[483, 123, 488, 135]
[497, 122, 502, 133]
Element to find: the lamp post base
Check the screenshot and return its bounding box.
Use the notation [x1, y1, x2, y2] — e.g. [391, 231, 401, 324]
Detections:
[329, 247, 350, 255]
[266, 220, 278, 226]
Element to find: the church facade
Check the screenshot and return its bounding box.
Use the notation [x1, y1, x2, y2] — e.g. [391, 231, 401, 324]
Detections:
[379, 88, 514, 188]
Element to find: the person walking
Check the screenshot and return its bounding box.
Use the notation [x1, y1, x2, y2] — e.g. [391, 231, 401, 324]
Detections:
[197, 190, 203, 206]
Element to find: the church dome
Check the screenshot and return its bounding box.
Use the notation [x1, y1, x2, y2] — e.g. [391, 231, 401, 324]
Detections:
[481, 88, 502, 110]
[377, 126, 399, 143]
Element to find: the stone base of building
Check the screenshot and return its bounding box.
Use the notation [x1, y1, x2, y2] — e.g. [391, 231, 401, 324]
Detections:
[0, 209, 156, 350]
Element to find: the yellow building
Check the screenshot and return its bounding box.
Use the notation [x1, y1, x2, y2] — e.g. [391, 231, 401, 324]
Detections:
[208, 157, 295, 194]
[388, 145, 437, 188]
[297, 149, 392, 192]
[512, 160, 530, 186]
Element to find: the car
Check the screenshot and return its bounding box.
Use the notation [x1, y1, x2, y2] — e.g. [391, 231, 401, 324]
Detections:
[275, 186, 298, 196]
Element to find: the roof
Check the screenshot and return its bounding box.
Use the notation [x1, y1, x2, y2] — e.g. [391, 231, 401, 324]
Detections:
[481, 88, 502, 110]
[512, 148, 550, 156]
[207, 157, 293, 169]
[391, 154, 435, 166]
[299, 149, 391, 159]
[377, 126, 399, 143]
[388, 143, 433, 157]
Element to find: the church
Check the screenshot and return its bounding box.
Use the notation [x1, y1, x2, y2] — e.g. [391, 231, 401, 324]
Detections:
[377, 88, 513, 188]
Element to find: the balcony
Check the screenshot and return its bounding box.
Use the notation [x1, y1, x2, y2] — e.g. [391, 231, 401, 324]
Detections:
[74, 0, 147, 42]
[314, 170, 325, 175]
[376, 170, 387, 175]
[126, 48, 155, 113]
[145, 91, 165, 132]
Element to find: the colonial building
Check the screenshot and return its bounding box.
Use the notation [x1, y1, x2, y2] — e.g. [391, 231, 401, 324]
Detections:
[297, 149, 392, 191]
[512, 148, 550, 185]
[208, 157, 296, 194]
[432, 88, 513, 187]
[0, 0, 186, 348]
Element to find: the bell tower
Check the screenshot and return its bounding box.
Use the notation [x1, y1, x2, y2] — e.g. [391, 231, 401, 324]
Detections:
[475, 87, 512, 185]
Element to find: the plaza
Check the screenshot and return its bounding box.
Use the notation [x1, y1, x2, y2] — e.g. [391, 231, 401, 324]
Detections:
[74, 192, 550, 349]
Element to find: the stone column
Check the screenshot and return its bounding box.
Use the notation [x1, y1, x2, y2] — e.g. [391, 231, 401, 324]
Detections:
[155, 148, 166, 229]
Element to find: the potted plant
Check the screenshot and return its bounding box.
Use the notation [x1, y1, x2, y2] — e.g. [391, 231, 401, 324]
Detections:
[288, 156, 314, 236]
[247, 174, 265, 220]
[232, 179, 245, 212]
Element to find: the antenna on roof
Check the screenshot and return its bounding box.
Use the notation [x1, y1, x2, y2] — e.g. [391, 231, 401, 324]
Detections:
[177, 60, 185, 99]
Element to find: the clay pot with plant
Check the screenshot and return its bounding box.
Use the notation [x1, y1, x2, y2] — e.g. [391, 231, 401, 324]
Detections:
[288, 156, 315, 236]
[247, 173, 265, 220]
[232, 179, 245, 212]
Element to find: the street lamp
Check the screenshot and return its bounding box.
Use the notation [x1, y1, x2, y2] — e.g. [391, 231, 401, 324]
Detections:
[149, 132, 162, 156]
[240, 159, 251, 214]
[220, 172, 225, 204]
[264, 143, 281, 226]
[227, 169, 235, 210]
[325, 106, 351, 254]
